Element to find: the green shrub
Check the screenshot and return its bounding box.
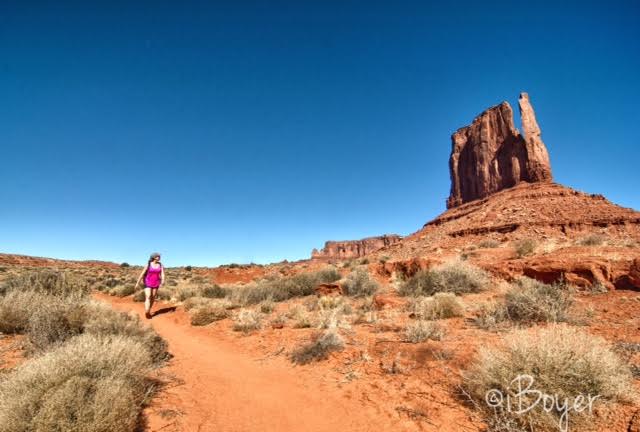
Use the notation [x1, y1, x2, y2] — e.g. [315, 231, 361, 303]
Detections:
[405, 320, 445, 343]
[399, 261, 489, 297]
[343, 268, 379, 297]
[290, 330, 344, 364]
[409, 293, 464, 320]
[462, 325, 635, 432]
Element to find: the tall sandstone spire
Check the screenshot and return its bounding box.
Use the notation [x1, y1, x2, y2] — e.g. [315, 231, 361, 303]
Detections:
[446, 92, 552, 208]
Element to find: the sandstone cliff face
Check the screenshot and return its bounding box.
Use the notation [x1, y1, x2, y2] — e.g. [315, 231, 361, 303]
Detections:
[311, 235, 402, 260]
[447, 92, 552, 208]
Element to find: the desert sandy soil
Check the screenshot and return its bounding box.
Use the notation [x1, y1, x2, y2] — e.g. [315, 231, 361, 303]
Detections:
[94, 292, 412, 432]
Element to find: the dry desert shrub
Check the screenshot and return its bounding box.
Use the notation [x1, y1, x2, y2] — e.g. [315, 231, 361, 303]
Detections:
[474, 278, 573, 329]
[399, 261, 489, 297]
[404, 320, 445, 343]
[577, 234, 607, 246]
[478, 239, 501, 249]
[0, 334, 155, 432]
[232, 309, 262, 333]
[514, 239, 536, 258]
[110, 284, 135, 297]
[503, 278, 573, 324]
[409, 293, 464, 320]
[229, 267, 340, 305]
[191, 304, 230, 326]
[0, 289, 40, 333]
[0, 270, 90, 297]
[259, 298, 275, 314]
[201, 283, 228, 298]
[287, 304, 313, 328]
[342, 268, 380, 297]
[462, 325, 636, 432]
[26, 295, 87, 353]
[290, 330, 344, 364]
[83, 302, 169, 365]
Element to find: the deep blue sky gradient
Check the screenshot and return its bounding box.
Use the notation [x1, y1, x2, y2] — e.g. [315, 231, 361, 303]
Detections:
[1, 1, 639, 266]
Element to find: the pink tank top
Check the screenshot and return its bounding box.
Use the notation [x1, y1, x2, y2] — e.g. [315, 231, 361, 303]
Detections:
[144, 263, 162, 288]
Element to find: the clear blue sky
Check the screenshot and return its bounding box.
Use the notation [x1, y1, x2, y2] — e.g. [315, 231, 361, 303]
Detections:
[1, 1, 638, 266]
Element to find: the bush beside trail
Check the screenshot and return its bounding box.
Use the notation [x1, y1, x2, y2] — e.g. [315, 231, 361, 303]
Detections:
[0, 270, 168, 431]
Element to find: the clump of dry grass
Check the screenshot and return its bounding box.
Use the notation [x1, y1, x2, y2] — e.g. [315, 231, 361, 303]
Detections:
[290, 330, 344, 364]
[577, 234, 607, 246]
[503, 278, 573, 324]
[409, 293, 464, 320]
[474, 278, 573, 330]
[478, 239, 501, 249]
[232, 309, 262, 333]
[0, 334, 156, 432]
[462, 325, 636, 432]
[404, 320, 445, 343]
[342, 268, 379, 297]
[0, 270, 90, 297]
[514, 239, 536, 258]
[287, 304, 313, 328]
[228, 268, 341, 306]
[191, 304, 230, 326]
[399, 261, 489, 297]
[0, 290, 40, 333]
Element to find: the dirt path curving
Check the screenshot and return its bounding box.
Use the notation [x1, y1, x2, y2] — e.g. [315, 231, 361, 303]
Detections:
[93, 293, 393, 432]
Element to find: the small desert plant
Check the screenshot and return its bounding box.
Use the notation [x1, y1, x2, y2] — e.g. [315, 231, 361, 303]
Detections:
[478, 239, 500, 249]
[120, 262, 130, 268]
[474, 301, 510, 331]
[399, 261, 489, 297]
[404, 320, 445, 343]
[503, 278, 573, 324]
[232, 309, 262, 333]
[577, 234, 607, 246]
[132, 290, 146, 302]
[342, 268, 380, 297]
[514, 239, 536, 258]
[409, 293, 464, 320]
[202, 284, 228, 299]
[111, 284, 135, 297]
[290, 330, 344, 364]
[0, 270, 89, 297]
[0, 290, 40, 333]
[229, 268, 340, 305]
[175, 286, 200, 302]
[0, 334, 155, 432]
[259, 298, 275, 314]
[462, 325, 636, 432]
[287, 304, 313, 328]
[190, 304, 229, 326]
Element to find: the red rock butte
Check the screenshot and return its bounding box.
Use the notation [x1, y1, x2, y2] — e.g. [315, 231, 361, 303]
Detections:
[447, 92, 552, 208]
[311, 235, 402, 260]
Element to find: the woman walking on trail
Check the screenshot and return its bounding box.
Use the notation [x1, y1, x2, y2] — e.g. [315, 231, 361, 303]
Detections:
[135, 252, 165, 319]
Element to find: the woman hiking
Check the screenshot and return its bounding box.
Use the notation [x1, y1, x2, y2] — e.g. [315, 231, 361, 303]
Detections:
[135, 252, 165, 319]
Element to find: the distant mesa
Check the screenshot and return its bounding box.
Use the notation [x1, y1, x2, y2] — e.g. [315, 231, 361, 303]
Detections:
[311, 235, 402, 260]
[447, 92, 553, 208]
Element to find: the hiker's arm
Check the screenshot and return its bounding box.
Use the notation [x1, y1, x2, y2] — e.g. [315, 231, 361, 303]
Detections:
[135, 265, 148, 288]
[160, 266, 165, 287]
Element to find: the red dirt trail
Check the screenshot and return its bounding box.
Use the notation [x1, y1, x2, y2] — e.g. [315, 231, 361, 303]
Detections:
[93, 293, 394, 432]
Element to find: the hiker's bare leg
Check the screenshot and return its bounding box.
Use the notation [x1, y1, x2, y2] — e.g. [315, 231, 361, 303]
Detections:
[144, 288, 152, 315]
